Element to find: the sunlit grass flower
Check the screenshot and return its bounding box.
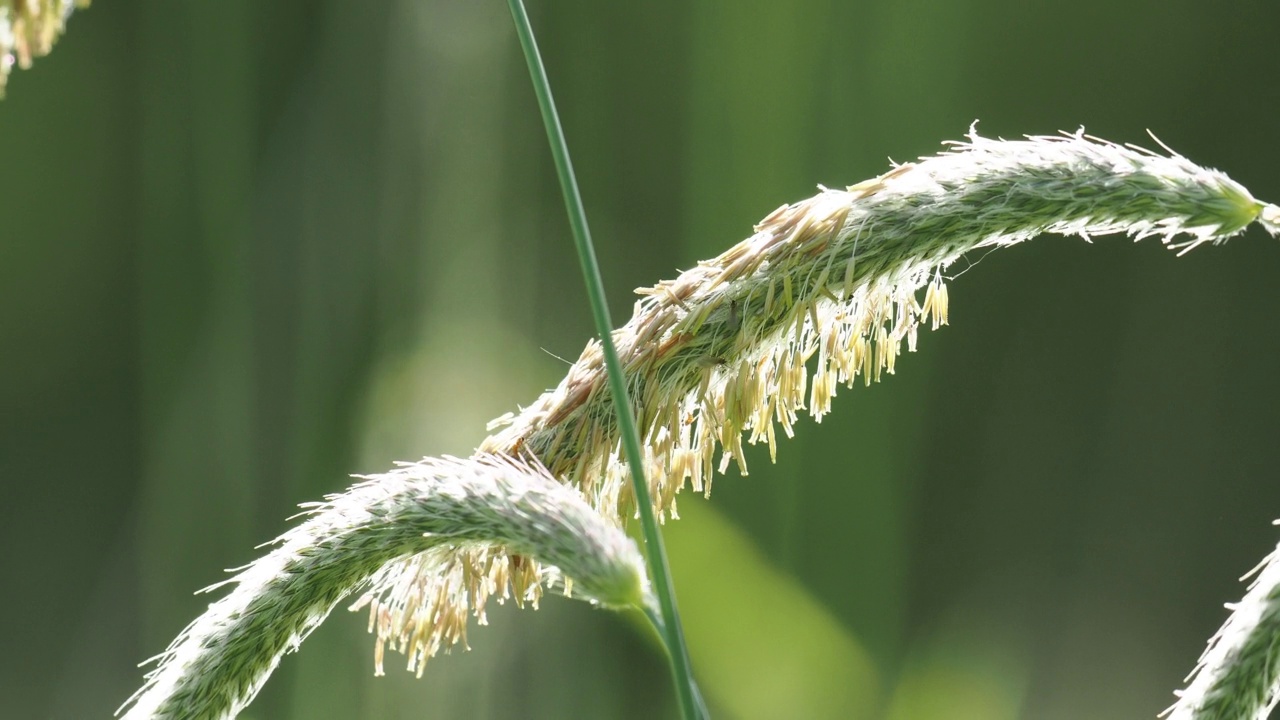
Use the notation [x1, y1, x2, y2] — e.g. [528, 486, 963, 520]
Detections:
[403, 128, 1278, 688]
[482, 129, 1274, 521]
[1166, 527, 1280, 720]
[119, 454, 650, 719]
[123, 129, 1280, 718]
[0, 0, 89, 96]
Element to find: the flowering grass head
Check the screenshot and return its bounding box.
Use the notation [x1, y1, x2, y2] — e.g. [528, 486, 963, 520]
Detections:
[0, 0, 89, 96]
[119, 454, 650, 719]
[393, 129, 1280, 687]
[124, 130, 1280, 718]
[1166, 526, 1280, 720]
[482, 130, 1276, 522]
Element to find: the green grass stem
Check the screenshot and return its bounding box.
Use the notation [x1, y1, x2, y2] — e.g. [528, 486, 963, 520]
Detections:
[504, 2, 705, 718]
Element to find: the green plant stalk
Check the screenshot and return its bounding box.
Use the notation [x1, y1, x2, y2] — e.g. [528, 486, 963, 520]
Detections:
[504, 1, 703, 718]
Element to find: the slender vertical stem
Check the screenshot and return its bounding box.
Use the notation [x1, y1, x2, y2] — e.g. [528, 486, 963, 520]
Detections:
[504, 2, 704, 718]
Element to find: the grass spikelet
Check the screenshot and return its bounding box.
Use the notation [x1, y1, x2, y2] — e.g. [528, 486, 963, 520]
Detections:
[118, 455, 649, 719]
[1166, 527, 1280, 720]
[481, 129, 1275, 525]
[0, 0, 89, 97]
[386, 130, 1277, 680]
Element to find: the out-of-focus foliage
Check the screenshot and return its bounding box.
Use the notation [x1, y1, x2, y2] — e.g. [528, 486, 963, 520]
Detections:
[2, 1, 1279, 718]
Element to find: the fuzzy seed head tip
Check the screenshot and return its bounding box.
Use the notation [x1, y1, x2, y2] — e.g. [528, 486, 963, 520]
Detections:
[1258, 203, 1280, 237]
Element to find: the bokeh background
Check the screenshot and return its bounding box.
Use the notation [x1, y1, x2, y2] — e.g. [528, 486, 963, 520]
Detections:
[4, 1, 1280, 718]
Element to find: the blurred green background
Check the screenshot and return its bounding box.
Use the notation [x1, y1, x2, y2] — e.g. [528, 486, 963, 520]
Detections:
[3, 1, 1280, 718]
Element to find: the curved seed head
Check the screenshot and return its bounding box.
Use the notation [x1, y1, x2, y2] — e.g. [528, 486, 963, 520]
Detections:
[126, 129, 1279, 718]
[119, 454, 649, 719]
[1166, 530, 1280, 720]
[482, 129, 1278, 527]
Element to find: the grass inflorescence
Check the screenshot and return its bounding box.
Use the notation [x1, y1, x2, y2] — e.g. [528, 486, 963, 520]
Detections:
[481, 129, 1273, 522]
[121, 130, 1280, 718]
[356, 129, 1280, 709]
[119, 455, 650, 719]
[0, 0, 89, 97]
[1167, 527, 1280, 720]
